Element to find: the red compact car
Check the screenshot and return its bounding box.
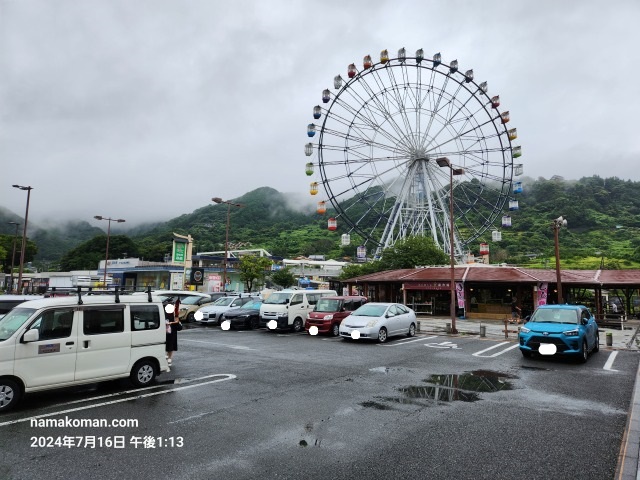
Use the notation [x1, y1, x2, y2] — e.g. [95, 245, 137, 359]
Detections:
[305, 295, 368, 336]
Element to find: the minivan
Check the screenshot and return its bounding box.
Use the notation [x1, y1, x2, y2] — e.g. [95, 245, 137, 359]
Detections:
[0, 290, 169, 412]
[259, 289, 337, 332]
[305, 295, 368, 336]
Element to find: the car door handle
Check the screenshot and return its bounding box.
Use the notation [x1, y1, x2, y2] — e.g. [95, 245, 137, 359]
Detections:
[66, 341, 75, 346]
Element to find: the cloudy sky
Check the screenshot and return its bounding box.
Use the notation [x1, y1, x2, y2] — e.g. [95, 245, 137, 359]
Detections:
[1, 0, 638, 227]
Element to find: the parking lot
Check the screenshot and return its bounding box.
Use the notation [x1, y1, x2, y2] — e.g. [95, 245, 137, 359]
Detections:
[1, 323, 638, 479]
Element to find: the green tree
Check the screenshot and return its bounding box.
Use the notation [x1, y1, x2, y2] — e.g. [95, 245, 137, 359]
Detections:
[60, 235, 139, 271]
[0, 234, 37, 274]
[238, 255, 273, 292]
[379, 236, 449, 269]
[269, 267, 296, 288]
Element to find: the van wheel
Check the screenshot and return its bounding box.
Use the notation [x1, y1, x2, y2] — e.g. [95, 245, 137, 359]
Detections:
[131, 360, 157, 387]
[292, 318, 304, 333]
[0, 379, 21, 412]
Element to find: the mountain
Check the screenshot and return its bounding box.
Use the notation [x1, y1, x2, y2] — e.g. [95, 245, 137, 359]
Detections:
[3, 178, 640, 271]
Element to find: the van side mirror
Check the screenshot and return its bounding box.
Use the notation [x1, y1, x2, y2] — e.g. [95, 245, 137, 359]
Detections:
[22, 329, 39, 343]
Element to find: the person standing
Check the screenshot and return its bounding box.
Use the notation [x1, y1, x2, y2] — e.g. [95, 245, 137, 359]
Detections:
[510, 298, 521, 324]
[165, 299, 181, 365]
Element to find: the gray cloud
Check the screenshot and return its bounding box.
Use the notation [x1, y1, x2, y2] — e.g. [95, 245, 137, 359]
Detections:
[1, 0, 638, 226]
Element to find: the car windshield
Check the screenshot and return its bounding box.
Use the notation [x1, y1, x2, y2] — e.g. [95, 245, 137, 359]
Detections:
[243, 300, 262, 309]
[314, 299, 341, 312]
[530, 308, 579, 324]
[0, 307, 36, 341]
[181, 296, 207, 305]
[212, 297, 235, 306]
[264, 293, 291, 305]
[352, 304, 388, 317]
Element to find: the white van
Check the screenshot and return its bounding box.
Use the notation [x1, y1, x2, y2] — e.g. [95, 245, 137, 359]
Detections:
[259, 289, 337, 332]
[0, 291, 169, 412]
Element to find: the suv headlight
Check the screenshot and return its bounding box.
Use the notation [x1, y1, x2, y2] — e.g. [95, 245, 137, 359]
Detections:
[562, 329, 579, 336]
[520, 326, 531, 334]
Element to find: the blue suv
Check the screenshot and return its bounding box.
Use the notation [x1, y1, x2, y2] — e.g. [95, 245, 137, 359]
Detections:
[518, 304, 599, 363]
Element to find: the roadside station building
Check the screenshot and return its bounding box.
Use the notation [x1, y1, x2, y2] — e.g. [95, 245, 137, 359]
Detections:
[342, 264, 640, 321]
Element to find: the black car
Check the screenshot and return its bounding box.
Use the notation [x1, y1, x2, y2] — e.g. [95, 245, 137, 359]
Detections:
[222, 299, 262, 330]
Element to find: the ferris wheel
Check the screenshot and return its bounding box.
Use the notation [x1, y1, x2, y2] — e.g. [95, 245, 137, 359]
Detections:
[305, 48, 522, 259]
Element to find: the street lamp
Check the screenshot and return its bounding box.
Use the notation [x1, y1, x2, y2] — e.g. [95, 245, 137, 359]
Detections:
[12, 185, 33, 294]
[7, 221, 20, 293]
[94, 215, 126, 287]
[552, 215, 568, 304]
[436, 158, 464, 334]
[212, 197, 244, 291]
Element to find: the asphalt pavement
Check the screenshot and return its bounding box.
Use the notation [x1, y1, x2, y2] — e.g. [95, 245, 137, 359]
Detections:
[417, 315, 640, 480]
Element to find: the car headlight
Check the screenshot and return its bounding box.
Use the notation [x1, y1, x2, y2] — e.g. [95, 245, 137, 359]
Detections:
[323, 314, 334, 320]
[563, 329, 579, 336]
[366, 319, 378, 327]
[277, 312, 288, 318]
[520, 326, 531, 333]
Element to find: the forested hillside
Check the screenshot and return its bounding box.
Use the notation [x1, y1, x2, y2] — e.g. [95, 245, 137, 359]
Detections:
[1, 176, 640, 272]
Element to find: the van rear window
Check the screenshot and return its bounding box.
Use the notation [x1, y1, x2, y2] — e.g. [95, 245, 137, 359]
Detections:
[84, 308, 124, 335]
[130, 305, 161, 331]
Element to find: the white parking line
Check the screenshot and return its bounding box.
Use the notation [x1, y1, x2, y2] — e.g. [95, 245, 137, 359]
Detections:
[379, 336, 438, 347]
[473, 342, 520, 357]
[180, 338, 256, 350]
[0, 374, 237, 428]
[603, 351, 619, 371]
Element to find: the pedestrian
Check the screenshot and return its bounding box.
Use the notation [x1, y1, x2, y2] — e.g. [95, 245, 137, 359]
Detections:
[510, 298, 521, 324]
[165, 299, 181, 366]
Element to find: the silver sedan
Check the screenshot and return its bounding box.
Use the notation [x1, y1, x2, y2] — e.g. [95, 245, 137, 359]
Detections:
[339, 302, 417, 343]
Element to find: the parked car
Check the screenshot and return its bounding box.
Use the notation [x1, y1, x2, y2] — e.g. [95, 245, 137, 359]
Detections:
[518, 304, 599, 362]
[0, 290, 169, 412]
[259, 289, 337, 332]
[305, 295, 368, 336]
[177, 294, 214, 322]
[338, 302, 417, 343]
[0, 295, 45, 319]
[196, 296, 257, 325]
[221, 299, 263, 330]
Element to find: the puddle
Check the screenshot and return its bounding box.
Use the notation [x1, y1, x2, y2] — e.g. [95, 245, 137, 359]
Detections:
[364, 370, 517, 407]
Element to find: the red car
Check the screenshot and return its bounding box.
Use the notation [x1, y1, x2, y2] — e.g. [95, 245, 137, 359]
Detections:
[305, 296, 368, 336]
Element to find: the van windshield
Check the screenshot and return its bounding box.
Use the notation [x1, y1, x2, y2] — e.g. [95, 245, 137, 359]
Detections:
[264, 293, 290, 305]
[314, 299, 341, 312]
[0, 308, 36, 341]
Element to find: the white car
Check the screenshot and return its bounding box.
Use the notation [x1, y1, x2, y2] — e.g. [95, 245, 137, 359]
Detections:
[339, 302, 417, 343]
[196, 296, 257, 325]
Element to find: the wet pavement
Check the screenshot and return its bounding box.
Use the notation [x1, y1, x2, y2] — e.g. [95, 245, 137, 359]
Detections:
[417, 315, 640, 479]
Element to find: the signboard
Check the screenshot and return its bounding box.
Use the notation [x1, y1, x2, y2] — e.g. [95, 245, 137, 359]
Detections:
[173, 242, 186, 263]
[190, 268, 204, 285]
[404, 281, 451, 291]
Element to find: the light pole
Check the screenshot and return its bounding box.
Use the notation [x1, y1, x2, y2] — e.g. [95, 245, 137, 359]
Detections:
[7, 221, 20, 293]
[436, 158, 464, 334]
[12, 185, 33, 294]
[212, 197, 244, 291]
[94, 216, 126, 287]
[552, 215, 567, 304]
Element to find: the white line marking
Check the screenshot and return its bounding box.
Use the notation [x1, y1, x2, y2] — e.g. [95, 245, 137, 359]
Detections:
[603, 351, 619, 371]
[473, 343, 520, 357]
[379, 336, 437, 347]
[180, 338, 256, 350]
[0, 374, 236, 427]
